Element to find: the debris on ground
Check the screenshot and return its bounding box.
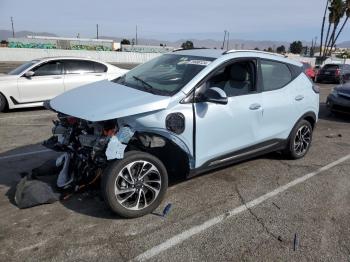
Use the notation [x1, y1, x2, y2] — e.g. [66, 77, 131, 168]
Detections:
[15, 175, 59, 209]
[293, 233, 298, 251]
[162, 203, 172, 217]
[326, 133, 342, 138]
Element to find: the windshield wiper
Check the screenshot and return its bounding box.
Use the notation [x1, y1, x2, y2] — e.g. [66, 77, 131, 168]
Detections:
[132, 76, 155, 93]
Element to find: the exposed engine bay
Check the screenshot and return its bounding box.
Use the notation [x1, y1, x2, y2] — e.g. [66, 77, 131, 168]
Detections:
[43, 113, 134, 190]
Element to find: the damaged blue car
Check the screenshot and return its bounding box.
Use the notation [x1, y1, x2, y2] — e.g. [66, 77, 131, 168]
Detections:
[44, 49, 319, 218]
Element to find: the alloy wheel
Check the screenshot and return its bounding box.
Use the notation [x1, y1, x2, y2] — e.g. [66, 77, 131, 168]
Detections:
[114, 160, 161, 211]
[293, 125, 311, 156]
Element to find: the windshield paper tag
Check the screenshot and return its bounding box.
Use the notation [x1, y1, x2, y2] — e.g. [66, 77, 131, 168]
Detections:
[187, 60, 211, 66]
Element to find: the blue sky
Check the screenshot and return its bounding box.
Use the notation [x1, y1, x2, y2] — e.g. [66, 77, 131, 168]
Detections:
[0, 0, 349, 42]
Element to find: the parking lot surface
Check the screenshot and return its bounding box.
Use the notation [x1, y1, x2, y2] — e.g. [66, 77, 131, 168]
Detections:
[0, 84, 349, 261]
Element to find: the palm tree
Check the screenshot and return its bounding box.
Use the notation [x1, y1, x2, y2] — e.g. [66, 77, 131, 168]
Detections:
[323, 1, 335, 57]
[324, 0, 346, 57]
[329, 0, 350, 51]
[320, 0, 330, 57]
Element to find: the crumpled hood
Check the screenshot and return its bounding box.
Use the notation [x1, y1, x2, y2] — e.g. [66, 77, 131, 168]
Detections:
[50, 80, 170, 121]
[335, 83, 350, 95]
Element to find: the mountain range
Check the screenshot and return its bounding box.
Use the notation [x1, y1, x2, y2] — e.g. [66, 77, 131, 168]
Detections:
[1, 30, 349, 49]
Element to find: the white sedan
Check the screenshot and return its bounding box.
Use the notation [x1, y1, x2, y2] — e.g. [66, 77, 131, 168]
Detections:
[0, 57, 128, 112]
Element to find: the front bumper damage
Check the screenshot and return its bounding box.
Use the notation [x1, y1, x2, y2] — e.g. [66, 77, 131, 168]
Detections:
[43, 113, 134, 190]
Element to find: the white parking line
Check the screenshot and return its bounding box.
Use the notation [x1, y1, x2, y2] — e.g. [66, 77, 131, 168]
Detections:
[133, 154, 350, 262]
[0, 149, 53, 161]
[0, 113, 55, 120]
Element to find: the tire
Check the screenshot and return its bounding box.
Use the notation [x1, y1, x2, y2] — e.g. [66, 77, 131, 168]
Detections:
[101, 151, 168, 218]
[0, 93, 7, 112]
[285, 120, 313, 159]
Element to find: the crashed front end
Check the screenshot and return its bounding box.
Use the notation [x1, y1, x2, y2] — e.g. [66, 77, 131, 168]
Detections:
[43, 112, 134, 189]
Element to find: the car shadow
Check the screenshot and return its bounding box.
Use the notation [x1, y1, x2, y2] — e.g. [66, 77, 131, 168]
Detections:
[318, 102, 350, 123]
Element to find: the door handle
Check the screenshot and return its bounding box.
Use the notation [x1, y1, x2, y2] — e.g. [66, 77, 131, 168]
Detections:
[249, 103, 261, 110]
[95, 74, 103, 76]
[295, 95, 304, 101]
[52, 76, 62, 79]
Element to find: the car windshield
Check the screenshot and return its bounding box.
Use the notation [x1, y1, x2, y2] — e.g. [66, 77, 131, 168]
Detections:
[8, 60, 39, 75]
[113, 54, 215, 96]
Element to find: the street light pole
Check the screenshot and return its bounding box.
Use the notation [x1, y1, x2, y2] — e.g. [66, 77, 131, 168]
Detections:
[11, 17, 15, 38]
[96, 24, 99, 39]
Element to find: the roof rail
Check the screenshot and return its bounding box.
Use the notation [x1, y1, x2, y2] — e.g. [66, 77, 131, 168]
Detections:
[223, 49, 287, 58]
[172, 47, 209, 52]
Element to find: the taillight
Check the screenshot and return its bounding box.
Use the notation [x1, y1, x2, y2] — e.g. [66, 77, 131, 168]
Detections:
[335, 69, 341, 76]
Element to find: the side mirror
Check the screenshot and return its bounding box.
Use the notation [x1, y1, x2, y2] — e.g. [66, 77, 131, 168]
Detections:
[24, 71, 35, 78]
[197, 87, 228, 105]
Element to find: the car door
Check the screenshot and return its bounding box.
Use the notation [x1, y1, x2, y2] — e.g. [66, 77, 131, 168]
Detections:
[63, 60, 106, 91]
[17, 60, 64, 102]
[194, 58, 263, 168]
[259, 59, 300, 140]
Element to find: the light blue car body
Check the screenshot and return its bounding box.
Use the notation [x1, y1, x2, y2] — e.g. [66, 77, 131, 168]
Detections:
[50, 49, 319, 171]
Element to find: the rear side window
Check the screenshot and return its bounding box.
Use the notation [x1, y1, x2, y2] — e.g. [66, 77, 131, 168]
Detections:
[93, 62, 107, 73]
[64, 60, 95, 74]
[261, 60, 292, 91]
[33, 61, 63, 76]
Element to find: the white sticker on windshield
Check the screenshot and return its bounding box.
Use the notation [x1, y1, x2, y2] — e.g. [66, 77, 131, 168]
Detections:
[187, 60, 212, 66]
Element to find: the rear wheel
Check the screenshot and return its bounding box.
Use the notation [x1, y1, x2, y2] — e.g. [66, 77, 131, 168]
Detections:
[285, 120, 313, 159]
[101, 151, 168, 218]
[0, 93, 7, 112]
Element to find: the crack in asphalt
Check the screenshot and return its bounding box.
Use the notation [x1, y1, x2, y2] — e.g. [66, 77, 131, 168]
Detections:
[234, 183, 284, 244]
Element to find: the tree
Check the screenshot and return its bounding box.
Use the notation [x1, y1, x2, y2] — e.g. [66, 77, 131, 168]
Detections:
[121, 39, 130, 45]
[267, 47, 274, 53]
[276, 45, 286, 54]
[289, 41, 303, 54]
[324, 0, 345, 56]
[181, 41, 194, 49]
[254, 47, 260, 50]
[320, 0, 330, 56]
[321, 0, 350, 58]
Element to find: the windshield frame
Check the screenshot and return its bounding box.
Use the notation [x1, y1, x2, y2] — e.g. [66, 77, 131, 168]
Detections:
[8, 60, 39, 75]
[112, 54, 216, 96]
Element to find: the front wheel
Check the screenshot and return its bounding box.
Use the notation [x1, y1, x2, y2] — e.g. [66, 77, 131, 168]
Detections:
[101, 151, 168, 218]
[285, 120, 313, 159]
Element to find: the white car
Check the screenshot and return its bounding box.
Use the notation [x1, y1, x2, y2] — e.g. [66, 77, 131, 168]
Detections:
[0, 57, 128, 112]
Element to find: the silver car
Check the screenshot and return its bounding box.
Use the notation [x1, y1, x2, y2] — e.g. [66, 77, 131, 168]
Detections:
[0, 57, 127, 112]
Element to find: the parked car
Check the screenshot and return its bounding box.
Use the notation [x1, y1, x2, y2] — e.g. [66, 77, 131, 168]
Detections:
[0, 57, 127, 112]
[302, 62, 315, 81]
[315, 63, 350, 84]
[44, 49, 319, 218]
[326, 83, 350, 113]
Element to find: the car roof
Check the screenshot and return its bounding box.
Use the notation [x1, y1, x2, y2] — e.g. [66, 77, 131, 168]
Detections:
[171, 49, 224, 58]
[171, 49, 301, 66]
[34, 56, 107, 63]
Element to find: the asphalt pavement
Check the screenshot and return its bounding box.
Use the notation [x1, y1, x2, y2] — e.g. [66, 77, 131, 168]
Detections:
[0, 84, 349, 262]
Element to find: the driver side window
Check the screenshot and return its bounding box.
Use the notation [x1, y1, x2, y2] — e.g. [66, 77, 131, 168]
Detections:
[33, 61, 63, 76]
[207, 60, 257, 97]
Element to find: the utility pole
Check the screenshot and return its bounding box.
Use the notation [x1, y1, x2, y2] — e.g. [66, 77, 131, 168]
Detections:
[135, 25, 138, 45]
[226, 31, 230, 50]
[221, 30, 227, 50]
[11, 17, 15, 38]
[96, 24, 99, 39]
